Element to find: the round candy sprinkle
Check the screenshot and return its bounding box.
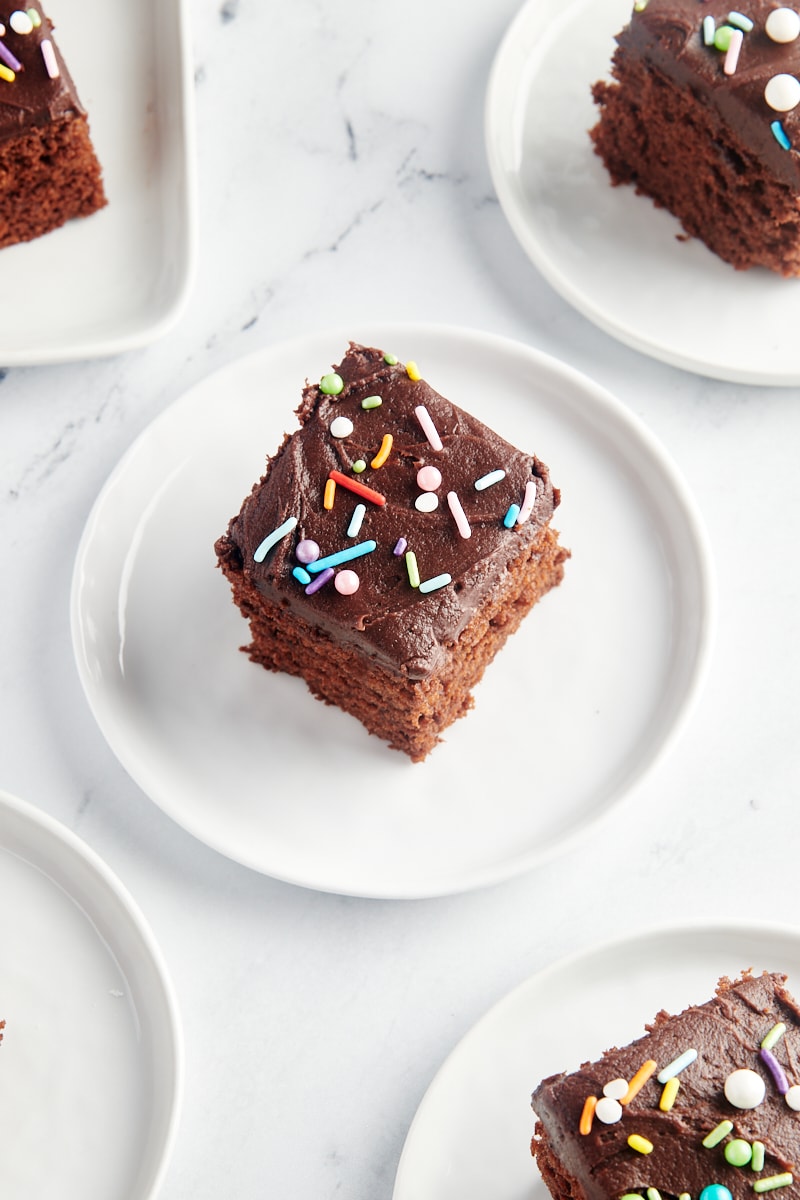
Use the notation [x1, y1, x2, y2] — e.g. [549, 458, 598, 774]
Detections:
[766, 7, 800, 43]
[724, 1068, 766, 1109]
[417, 465, 442, 491]
[383, 352, 398, 365]
[699, 1187, 732, 1200]
[786, 1085, 800, 1111]
[9, 10, 34, 33]
[765, 73, 800, 112]
[295, 539, 320, 564]
[330, 416, 353, 438]
[320, 372, 344, 395]
[352, 459, 367, 473]
[714, 24, 735, 49]
[595, 1096, 623, 1124]
[725, 1139, 753, 1167]
[334, 569, 360, 595]
[603, 1079, 629, 1101]
[415, 492, 439, 512]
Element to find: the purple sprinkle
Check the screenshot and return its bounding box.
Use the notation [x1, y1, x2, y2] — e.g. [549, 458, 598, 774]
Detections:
[0, 39, 22, 72]
[761, 1047, 789, 1094]
[305, 567, 334, 596]
[393, 537, 408, 557]
[295, 538, 320, 565]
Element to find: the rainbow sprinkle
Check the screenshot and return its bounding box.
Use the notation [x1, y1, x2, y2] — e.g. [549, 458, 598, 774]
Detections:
[474, 469, 506, 491]
[393, 537, 407, 556]
[762, 1023, 787, 1051]
[414, 404, 443, 452]
[328, 470, 386, 506]
[405, 551, 420, 588]
[305, 567, 334, 595]
[771, 121, 792, 151]
[254, 516, 298, 563]
[347, 503, 366, 538]
[323, 478, 337, 510]
[754, 1176, 793, 1194]
[579, 1095, 597, 1135]
[419, 573, 452, 594]
[306, 540, 377, 573]
[622, 1060, 657, 1104]
[627, 1134, 654, 1155]
[760, 1046, 789, 1093]
[406, 360, 421, 381]
[657, 1048, 697, 1083]
[370, 433, 393, 469]
[447, 491, 471, 539]
[702, 1120, 733, 1148]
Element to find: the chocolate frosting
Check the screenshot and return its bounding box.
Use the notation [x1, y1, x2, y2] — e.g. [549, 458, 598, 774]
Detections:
[533, 973, 800, 1200]
[219, 343, 560, 682]
[618, 0, 800, 186]
[0, 3, 85, 144]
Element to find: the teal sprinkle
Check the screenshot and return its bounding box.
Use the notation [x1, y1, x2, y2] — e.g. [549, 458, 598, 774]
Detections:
[292, 566, 312, 585]
[771, 120, 792, 151]
[703, 14, 716, 44]
[503, 503, 521, 529]
[419, 573, 452, 594]
[727, 10, 754, 30]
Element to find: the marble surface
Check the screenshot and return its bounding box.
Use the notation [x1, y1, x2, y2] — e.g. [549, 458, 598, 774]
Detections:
[3, 0, 800, 1196]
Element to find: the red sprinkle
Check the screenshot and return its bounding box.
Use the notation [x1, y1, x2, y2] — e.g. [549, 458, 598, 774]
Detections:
[328, 470, 386, 506]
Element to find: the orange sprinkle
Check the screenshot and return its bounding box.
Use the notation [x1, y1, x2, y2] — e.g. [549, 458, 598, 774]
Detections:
[579, 1095, 598, 1135]
[328, 470, 386, 506]
[370, 433, 393, 470]
[323, 478, 336, 510]
[622, 1060, 658, 1105]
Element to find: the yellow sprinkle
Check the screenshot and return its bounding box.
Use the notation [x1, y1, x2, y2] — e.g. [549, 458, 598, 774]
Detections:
[406, 360, 421, 381]
[579, 1095, 597, 1135]
[323, 478, 336, 510]
[622, 1059, 657, 1105]
[0, 64, 15, 83]
[628, 1134, 654, 1155]
[660, 1076, 680, 1112]
[405, 550, 420, 589]
[679, 1194, 691, 1200]
[370, 433, 393, 469]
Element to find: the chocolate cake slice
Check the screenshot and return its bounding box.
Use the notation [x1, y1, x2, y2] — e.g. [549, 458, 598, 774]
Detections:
[215, 343, 568, 762]
[532, 972, 800, 1200]
[591, 0, 800, 274]
[0, 2, 106, 250]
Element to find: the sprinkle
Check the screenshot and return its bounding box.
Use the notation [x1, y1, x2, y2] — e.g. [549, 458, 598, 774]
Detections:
[27, 7, 41, 28]
[503, 503, 520, 529]
[724, 28, 743, 74]
[0, 63, 14, 82]
[754, 1176, 793, 1194]
[727, 10, 754, 30]
[371, 433, 393, 469]
[660, 1077, 680, 1111]
[622, 1060, 658, 1104]
[419, 573, 452, 594]
[0, 40, 22, 72]
[474, 469, 506, 491]
[765, 73, 800, 113]
[292, 566, 312, 585]
[760, 1047, 789, 1093]
[323, 478, 337, 510]
[253, 515, 298, 563]
[633, 0, 648, 9]
[415, 492, 439, 512]
[330, 416, 353, 438]
[9, 10, 33, 34]
[516, 480, 539, 526]
[307, 540, 377, 573]
[647, 1190, 662, 1200]
[417, 465, 442, 491]
[603, 1079, 629, 1101]
[701, 1188, 732, 1200]
[405, 551, 420, 588]
[725, 1139, 753, 1167]
[703, 13, 716, 42]
[627, 1134, 654, 1155]
[595, 1096, 623, 1124]
[714, 24, 734, 50]
[383, 353, 398, 365]
[771, 120, 792, 150]
[579, 1095, 597, 1135]
[352, 459, 367, 473]
[334, 569, 360, 595]
[406, 360, 421, 381]
[703, 1120, 734, 1148]
[320, 372, 344, 396]
[762, 1023, 787, 1051]
[752, 1142, 766, 1171]
[347, 503, 366, 538]
[658, 1048, 698, 1083]
[305, 567, 334, 595]
[295, 539, 320, 564]
[766, 7, 800, 42]
[361, 395, 382, 410]
[40, 37, 58, 78]
[393, 537, 407, 556]
[329, 470, 386, 506]
[725, 1068, 766, 1109]
[414, 404, 443, 452]
[785, 1085, 800, 1110]
[447, 491, 472, 539]
[680, 1194, 691, 1200]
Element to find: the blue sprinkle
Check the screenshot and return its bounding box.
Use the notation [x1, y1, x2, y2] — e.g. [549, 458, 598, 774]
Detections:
[292, 566, 312, 585]
[347, 503, 366, 538]
[419, 573, 452, 594]
[503, 503, 521, 529]
[772, 120, 792, 150]
[474, 468, 506, 491]
[727, 9, 753, 30]
[306, 539, 377, 573]
[253, 515, 298, 563]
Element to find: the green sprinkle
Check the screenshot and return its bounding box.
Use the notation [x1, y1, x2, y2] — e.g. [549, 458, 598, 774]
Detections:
[762, 1022, 787, 1051]
[405, 551, 420, 589]
[383, 353, 398, 365]
[728, 10, 754, 30]
[633, 0, 649, 10]
[752, 1143, 766, 1172]
[320, 372, 344, 396]
[703, 1120, 734, 1148]
[726, 1139, 753, 1167]
[714, 24, 734, 49]
[703, 14, 716, 43]
[647, 1190, 662, 1200]
[754, 1176, 793, 1194]
[679, 1194, 691, 1200]
[621, 1195, 645, 1200]
[361, 395, 383, 410]
[352, 459, 367, 473]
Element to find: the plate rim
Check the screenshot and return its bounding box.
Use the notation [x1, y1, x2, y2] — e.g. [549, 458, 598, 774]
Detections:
[69, 321, 717, 898]
[0, 786, 184, 1199]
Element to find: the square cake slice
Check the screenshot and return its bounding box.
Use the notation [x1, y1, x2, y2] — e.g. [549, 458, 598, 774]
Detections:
[532, 972, 800, 1200]
[215, 342, 568, 762]
[591, 0, 800, 274]
[0, 3, 106, 250]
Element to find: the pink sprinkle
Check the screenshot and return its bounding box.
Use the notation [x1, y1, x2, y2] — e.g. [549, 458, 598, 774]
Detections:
[305, 567, 334, 595]
[334, 569, 360, 595]
[393, 537, 408, 556]
[516, 480, 538, 526]
[417, 464, 442, 491]
[41, 38, 59, 79]
[447, 491, 471, 539]
[414, 404, 443, 452]
[724, 27, 743, 74]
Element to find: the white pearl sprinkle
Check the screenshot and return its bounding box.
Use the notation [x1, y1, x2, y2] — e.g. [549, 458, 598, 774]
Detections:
[9, 10, 33, 34]
[724, 1068, 766, 1109]
[329, 416, 354, 438]
[595, 1096, 623, 1124]
[603, 1078, 629, 1101]
[766, 7, 800, 43]
[765, 73, 800, 112]
[785, 1085, 800, 1111]
[414, 492, 439, 512]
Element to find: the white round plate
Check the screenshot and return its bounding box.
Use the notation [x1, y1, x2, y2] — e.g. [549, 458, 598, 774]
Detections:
[392, 923, 800, 1200]
[0, 789, 182, 1199]
[71, 324, 714, 898]
[486, 0, 800, 385]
